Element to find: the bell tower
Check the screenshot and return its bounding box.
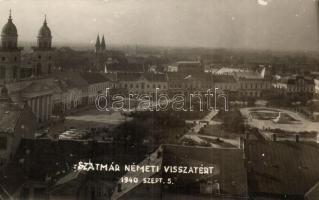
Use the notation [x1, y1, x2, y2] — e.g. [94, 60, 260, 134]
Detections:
[0, 10, 22, 83]
[31, 15, 54, 76]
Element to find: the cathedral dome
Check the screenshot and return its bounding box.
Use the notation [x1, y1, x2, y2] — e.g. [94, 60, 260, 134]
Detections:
[1, 15, 17, 37]
[38, 19, 52, 38]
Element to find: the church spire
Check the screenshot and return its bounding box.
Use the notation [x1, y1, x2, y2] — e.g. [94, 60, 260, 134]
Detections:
[9, 9, 12, 20]
[101, 35, 106, 51]
[95, 34, 100, 52]
[44, 14, 47, 25]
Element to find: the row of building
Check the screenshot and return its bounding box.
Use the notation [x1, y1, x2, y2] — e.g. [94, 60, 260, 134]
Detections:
[1, 11, 318, 125]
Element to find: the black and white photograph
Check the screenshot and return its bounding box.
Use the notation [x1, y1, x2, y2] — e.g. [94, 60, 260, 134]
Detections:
[1, 0, 319, 199]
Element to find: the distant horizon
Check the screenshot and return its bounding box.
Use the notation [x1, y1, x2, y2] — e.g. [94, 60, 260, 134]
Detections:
[0, 0, 318, 52]
[18, 40, 319, 55]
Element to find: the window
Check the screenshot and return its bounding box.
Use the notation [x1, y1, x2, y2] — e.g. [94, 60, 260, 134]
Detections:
[0, 136, 7, 150]
[13, 66, 17, 79]
[0, 67, 5, 79]
[38, 55, 41, 60]
[36, 63, 42, 75]
[1, 57, 5, 61]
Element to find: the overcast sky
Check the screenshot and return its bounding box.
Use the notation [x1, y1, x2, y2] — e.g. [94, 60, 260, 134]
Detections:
[0, 0, 318, 51]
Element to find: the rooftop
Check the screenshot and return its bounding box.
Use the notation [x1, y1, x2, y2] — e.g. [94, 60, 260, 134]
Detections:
[80, 72, 109, 84]
[247, 140, 319, 197]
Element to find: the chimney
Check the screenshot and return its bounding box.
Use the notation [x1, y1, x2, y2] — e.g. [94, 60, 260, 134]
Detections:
[212, 181, 221, 196]
[239, 137, 245, 149]
[239, 137, 246, 160]
[117, 183, 122, 192]
[296, 134, 300, 143]
[272, 134, 277, 142]
[157, 150, 162, 159]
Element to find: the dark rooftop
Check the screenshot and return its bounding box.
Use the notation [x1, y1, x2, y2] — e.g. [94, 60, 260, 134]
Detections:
[247, 141, 319, 198]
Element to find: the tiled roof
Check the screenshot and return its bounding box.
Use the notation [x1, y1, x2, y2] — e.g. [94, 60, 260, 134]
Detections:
[80, 73, 109, 84]
[117, 73, 141, 82]
[116, 73, 166, 82]
[305, 181, 319, 200]
[287, 76, 314, 85]
[163, 145, 248, 197]
[106, 63, 145, 73]
[142, 73, 167, 82]
[167, 72, 212, 82]
[51, 71, 89, 89]
[235, 71, 263, 79]
[247, 141, 319, 197]
[212, 75, 237, 83]
[176, 61, 201, 66]
[21, 81, 53, 96]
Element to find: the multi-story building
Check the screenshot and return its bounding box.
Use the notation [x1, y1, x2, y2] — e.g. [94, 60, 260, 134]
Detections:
[80, 72, 110, 104]
[167, 72, 213, 95]
[233, 70, 272, 98]
[273, 75, 315, 99]
[212, 74, 239, 95]
[51, 71, 88, 114]
[117, 72, 168, 95]
[286, 76, 315, 97]
[238, 77, 272, 98]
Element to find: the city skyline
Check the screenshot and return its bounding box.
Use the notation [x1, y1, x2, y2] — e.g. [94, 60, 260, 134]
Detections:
[0, 0, 318, 51]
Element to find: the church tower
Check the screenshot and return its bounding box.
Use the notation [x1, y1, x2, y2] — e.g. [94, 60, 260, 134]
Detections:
[95, 34, 101, 53]
[100, 35, 106, 52]
[32, 15, 54, 76]
[0, 10, 22, 83]
[94, 34, 108, 72]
